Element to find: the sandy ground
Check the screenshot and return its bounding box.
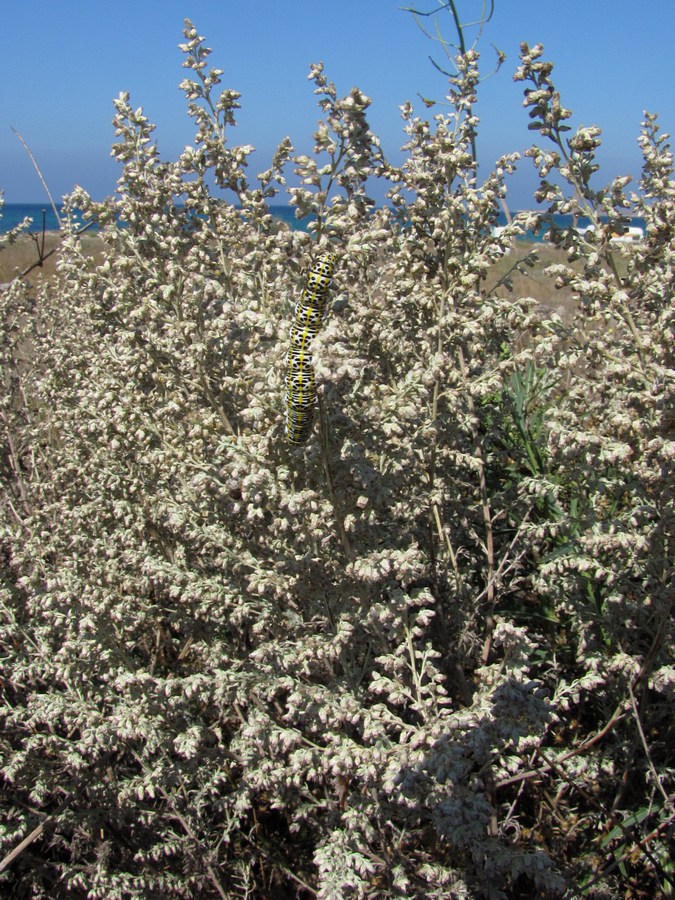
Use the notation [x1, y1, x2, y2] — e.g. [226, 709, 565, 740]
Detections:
[0, 231, 104, 290]
[1, 231, 584, 323]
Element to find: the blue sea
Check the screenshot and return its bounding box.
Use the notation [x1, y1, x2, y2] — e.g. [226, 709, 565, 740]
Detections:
[0, 202, 646, 241]
[0, 203, 309, 234]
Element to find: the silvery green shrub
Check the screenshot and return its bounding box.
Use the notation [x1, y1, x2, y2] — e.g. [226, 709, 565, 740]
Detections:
[1, 22, 673, 899]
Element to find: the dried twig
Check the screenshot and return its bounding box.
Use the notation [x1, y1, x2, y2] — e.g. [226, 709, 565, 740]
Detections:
[455, 346, 495, 664]
[496, 702, 627, 791]
[0, 754, 113, 875]
[0, 220, 95, 295]
[628, 682, 673, 810]
[0, 819, 50, 875]
[534, 747, 673, 891]
[11, 128, 62, 228]
[569, 812, 675, 897]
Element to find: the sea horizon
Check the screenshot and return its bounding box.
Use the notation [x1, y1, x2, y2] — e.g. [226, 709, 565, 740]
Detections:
[0, 202, 312, 234]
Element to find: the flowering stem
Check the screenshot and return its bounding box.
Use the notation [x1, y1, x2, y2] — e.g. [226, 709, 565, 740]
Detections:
[456, 344, 495, 664]
[318, 394, 352, 560]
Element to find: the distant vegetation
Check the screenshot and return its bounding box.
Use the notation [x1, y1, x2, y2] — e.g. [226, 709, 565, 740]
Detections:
[1, 13, 673, 899]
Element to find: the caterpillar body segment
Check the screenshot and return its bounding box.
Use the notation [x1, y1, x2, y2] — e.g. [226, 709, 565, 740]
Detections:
[287, 423, 315, 445]
[305, 253, 336, 292]
[287, 410, 315, 427]
[293, 303, 326, 331]
[299, 286, 330, 310]
[284, 251, 336, 445]
[305, 272, 333, 294]
[287, 347, 313, 375]
[287, 369, 316, 397]
[287, 371, 316, 388]
[310, 253, 336, 275]
[289, 320, 320, 351]
[286, 404, 316, 444]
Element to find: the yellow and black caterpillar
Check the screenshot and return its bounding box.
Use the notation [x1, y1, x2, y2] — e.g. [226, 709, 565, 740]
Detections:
[285, 251, 337, 444]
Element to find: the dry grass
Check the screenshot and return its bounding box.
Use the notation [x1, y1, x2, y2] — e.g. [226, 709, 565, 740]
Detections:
[0, 232, 104, 290]
[0, 230, 586, 321]
[487, 240, 583, 323]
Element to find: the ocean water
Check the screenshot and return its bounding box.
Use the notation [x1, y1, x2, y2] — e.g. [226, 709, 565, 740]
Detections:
[0, 202, 646, 241]
[0, 203, 307, 234]
[1, 204, 72, 233]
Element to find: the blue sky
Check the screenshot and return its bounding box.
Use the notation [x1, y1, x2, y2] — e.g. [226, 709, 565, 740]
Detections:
[2, 1, 674, 209]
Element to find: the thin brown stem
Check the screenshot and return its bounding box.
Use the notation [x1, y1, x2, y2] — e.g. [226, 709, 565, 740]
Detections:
[456, 345, 495, 663]
[2, 221, 95, 292]
[573, 812, 675, 896]
[628, 682, 673, 810]
[0, 820, 49, 875]
[11, 128, 62, 228]
[536, 747, 673, 891]
[318, 394, 352, 560]
[0, 755, 113, 875]
[496, 702, 627, 791]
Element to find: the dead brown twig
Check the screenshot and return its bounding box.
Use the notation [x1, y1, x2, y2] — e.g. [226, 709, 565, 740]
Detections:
[0, 220, 95, 294]
[0, 754, 114, 876]
[11, 128, 62, 229]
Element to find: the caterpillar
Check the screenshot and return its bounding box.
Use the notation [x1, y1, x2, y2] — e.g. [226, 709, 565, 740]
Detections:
[285, 251, 337, 444]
